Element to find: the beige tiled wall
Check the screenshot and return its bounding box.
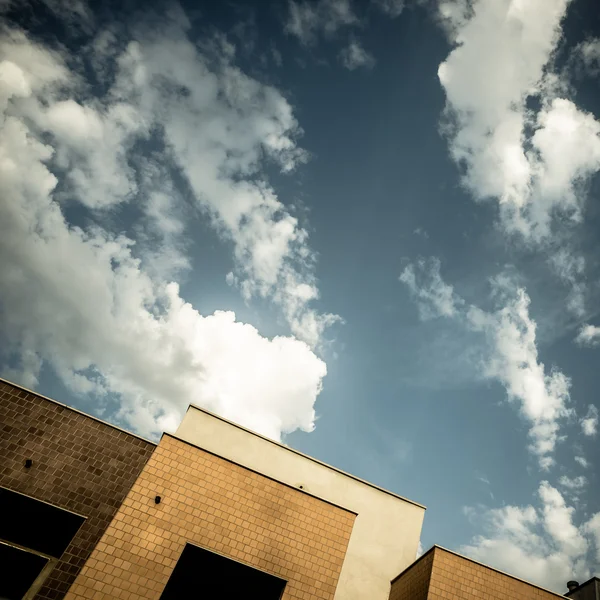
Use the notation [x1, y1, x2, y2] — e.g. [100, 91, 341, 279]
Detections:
[428, 548, 566, 600]
[65, 434, 356, 600]
[388, 550, 433, 600]
[389, 547, 567, 600]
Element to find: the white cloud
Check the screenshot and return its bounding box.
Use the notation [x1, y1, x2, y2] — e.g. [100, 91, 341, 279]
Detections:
[339, 39, 375, 70]
[462, 482, 599, 593]
[437, 0, 600, 242]
[372, 0, 404, 18]
[401, 262, 572, 469]
[468, 285, 571, 469]
[572, 38, 600, 77]
[558, 475, 587, 491]
[549, 248, 586, 318]
[574, 456, 589, 469]
[285, 0, 358, 46]
[575, 324, 600, 347]
[399, 257, 461, 320]
[416, 540, 424, 558]
[0, 15, 332, 440]
[580, 405, 598, 437]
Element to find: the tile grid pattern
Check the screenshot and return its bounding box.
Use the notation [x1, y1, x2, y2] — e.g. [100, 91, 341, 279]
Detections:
[0, 380, 155, 600]
[388, 551, 433, 600]
[389, 547, 568, 600]
[65, 434, 356, 600]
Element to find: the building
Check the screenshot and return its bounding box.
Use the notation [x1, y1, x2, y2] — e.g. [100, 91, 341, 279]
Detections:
[0, 377, 596, 599]
[566, 578, 600, 600]
[389, 545, 572, 600]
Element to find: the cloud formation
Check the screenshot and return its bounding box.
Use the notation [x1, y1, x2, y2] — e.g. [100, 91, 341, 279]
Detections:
[400, 261, 573, 469]
[462, 482, 600, 593]
[580, 405, 598, 437]
[0, 8, 333, 440]
[399, 257, 461, 320]
[285, 0, 358, 46]
[436, 0, 600, 318]
[339, 39, 375, 70]
[575, 324, 600, 347]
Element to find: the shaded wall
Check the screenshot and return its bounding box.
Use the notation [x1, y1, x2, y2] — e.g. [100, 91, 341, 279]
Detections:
[65, 434, 357, 600]
[0, 379, 155, 599]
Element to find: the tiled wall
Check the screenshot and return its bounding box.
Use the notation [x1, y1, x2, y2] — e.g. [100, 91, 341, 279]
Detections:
[388, 550, 433, 600]
[428, 547, 566, 600]
[389, 546, 566, 600]
[0, 379, 156, 599]
[65, 434, 356, 600]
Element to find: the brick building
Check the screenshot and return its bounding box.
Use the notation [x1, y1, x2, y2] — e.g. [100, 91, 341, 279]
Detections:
[389, 545, 570, 600]
[1, 377, 596, 599]
[0, 378, 155, 599]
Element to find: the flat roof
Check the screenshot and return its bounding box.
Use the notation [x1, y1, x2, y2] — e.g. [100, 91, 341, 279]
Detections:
[186, 403, 426, 510]
[0, 377, 156, 445]
[391, 545, 567, 598]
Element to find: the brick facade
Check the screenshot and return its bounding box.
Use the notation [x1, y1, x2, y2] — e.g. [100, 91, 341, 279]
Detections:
[0, 379, 156, 600]
[389, 546, 567, 600]
[388, 550, 432, 600]
[65, 434, 356, 600]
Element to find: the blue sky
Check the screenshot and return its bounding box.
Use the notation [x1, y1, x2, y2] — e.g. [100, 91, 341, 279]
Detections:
[1, 0, 600, 592]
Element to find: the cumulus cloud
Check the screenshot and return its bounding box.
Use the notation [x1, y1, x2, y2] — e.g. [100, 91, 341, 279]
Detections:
[339, 39, 375, 70]
[0, 9, 334, 440]
[575, 324, 600, 347]
[285, 0, 358, 45]
[462, 482, 600, 593]
[399, 257, 461, 320]
[580, 405, 598, 437]
[437, 0, 600, 243]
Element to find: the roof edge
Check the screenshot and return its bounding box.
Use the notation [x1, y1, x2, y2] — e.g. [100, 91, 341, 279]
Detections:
[162, 432, 358, 516]
[432, 545, 567, 598]
[185, 403, 426, 510]
[0, 377, 156, 445]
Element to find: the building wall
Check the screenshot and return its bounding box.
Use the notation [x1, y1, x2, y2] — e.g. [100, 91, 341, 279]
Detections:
[388, 550, 433, 600]
[389, 546, 568, 600]
[0, 378, 156, 600]
[175, 405, 426, 600]
[65, 434, 357, 600]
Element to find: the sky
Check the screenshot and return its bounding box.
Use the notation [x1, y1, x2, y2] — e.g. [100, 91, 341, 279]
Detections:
[1, 0, 600, 593]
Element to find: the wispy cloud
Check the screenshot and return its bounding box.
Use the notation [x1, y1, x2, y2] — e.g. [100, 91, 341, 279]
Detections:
[0, 5, 336, 440]
[575, 324, 600, 347]
[339, 39, 375, 70]
[575, 456, 590, 469]
[462, 482, 600, 593]
[400, 261, 574, 470]
[399, 257, 461, 320]
[285, 0, 358, 46]
[372, 0, 405, 19]
[558, 475, 588, 492]
[580, 405, 598, 437]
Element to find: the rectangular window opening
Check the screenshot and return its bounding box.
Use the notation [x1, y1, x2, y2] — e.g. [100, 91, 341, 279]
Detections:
[159, 543, 287, 600]
[0, 486, 85, 558]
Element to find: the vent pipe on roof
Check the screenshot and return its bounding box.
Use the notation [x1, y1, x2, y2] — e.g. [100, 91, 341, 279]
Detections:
[567, 581, 579, 593]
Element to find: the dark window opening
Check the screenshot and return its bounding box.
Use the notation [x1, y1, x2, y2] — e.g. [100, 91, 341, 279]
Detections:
[0, 542, 49, 600]
[0, 487, 85, 558]
[159, 544, 286, 600]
